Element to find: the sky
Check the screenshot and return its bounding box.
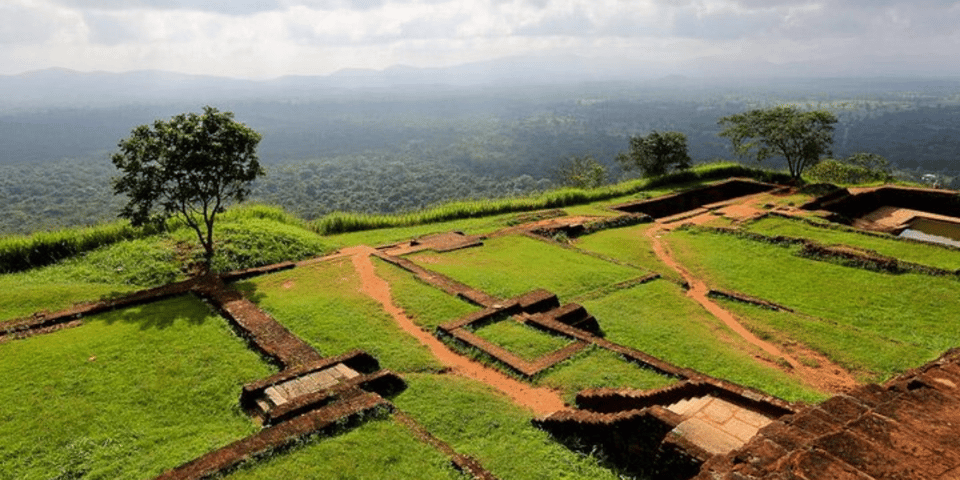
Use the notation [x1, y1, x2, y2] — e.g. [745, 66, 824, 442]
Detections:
[1, 0, 959, 79]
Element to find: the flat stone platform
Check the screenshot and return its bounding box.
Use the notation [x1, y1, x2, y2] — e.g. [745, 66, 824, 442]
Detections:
[667, 395, 775, 455]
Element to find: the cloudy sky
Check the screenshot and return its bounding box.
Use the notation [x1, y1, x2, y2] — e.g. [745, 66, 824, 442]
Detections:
[1, 0, 958, 79]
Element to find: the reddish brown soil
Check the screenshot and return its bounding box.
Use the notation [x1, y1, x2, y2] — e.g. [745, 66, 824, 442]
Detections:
[717, 203, 765, 221]
[343, 245, 566, 416]
[381, 232, 484, 256]
[645, 223, 858, 395]
[494, 215, 602, 237]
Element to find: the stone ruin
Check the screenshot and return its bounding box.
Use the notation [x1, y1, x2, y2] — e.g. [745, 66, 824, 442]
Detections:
[694, 348, 960, 479]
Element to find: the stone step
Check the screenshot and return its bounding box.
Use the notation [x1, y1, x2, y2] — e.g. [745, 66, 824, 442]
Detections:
[255, 363, 364, 416]
[332, 363, 360, 380]
[255, 398, 272, 412]
[667, 397, 691, 413]
[264, 386, 287, 406]
[668, 395, 712, 417]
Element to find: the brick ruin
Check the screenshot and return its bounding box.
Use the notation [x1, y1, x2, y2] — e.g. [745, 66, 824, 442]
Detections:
[375, 246, 800, 478]
[2, 263, 498, 480]
[535, 378, 796, 479]
[694, 348, 960, 479]
[803, 185, 960, 247]
[611, 178, 781, 220]
[6, 207, 960, 479]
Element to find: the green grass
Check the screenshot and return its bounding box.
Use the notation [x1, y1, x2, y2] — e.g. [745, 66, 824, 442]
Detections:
[0, 296, 275, 479]
[235, 258, 442, 373]
[581, 280, 825, 403]
[574, 223, 682, 282]
[409, 235, 643, 300]
[322, 212, 520, 251]
[717, 299, 931, 382]
[1, 210, 331, 323]
[0, 219, 163, 273]
[743, 215, 960, 270]
[392, 373, 623, 480]
[667, 228, 960, 361]
[0, 204, 313, 274]
[472, 318, 574, 361]
[313, 163, 789, 236]
[206, 218, 329, 272]
[373, 258, 481, 330]
[0, 237, 184, 322]
[219, 415, 468, 480]
[536, 347, 678, 403]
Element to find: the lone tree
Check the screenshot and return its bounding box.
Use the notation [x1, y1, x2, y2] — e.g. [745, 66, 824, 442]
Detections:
[616, 131, 692, 177]
[718, 105, 837, 181]
[112, 106, 264, 272]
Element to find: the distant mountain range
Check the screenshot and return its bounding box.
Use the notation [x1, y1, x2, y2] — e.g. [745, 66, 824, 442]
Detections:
[3, 53, 956, 110]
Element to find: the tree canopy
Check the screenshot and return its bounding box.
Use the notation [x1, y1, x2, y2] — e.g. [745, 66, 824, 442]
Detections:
[616, 131, 692, 178]
[112, 106, 264, 272]
[805, 152, 893, 185]
[718, 106, 837, 181]
[553, 155, 606, 189]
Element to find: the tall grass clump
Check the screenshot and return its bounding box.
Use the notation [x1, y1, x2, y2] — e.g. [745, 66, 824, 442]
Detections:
[0, 220, 166, 273]
[0, 204, 308, 274]
[314, 162, 783, 235]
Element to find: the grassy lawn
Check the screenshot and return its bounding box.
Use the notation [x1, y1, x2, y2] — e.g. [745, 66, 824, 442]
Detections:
[0, 296, 274, 479]
[471, 318, 574, 361]
[409, 235, 643, 300]
[235, 258, 442, 374]
[322, 212, 519, 251]
[0, 237, 183, 322]
[743, 215, 960, 271]
[0, 275, 135, 323]
[718, 299, 931, 382]
[1, 214, 332, 323]
[219, 415, 468, 480]
[667, 228, 960, 361]
[536, 347, 678, 403]
[373, 258, 480, 330]
[392, 373, 623, 480]
[574, 224, 682, 282]
[582, 280, 824, 403]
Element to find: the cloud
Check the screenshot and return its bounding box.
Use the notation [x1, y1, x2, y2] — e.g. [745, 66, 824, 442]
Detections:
[669, 7, 785, 40]
[0, 3, 59, 44]
[50, 0, 284, 15]
[2, 0, 959, 78]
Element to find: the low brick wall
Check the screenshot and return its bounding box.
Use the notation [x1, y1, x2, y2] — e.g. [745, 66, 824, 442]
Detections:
[612, 179, 780, 219]
[155, 391, 390, 480]
[1, 278, 198, 341]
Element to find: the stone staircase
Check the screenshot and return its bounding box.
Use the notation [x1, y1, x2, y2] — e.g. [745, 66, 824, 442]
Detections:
[255, 362, 360, 414]
[662, 394, 776, 455]
[665, 395, 712, 417]
[241, 350, 405, 425]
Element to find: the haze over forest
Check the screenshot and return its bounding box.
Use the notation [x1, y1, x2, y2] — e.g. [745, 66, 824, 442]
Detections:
[2, 63, 960, 235]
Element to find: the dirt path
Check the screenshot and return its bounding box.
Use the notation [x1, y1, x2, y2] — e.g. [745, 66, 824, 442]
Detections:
[343, 246, 566, 416]
[644, 222, 858, 394]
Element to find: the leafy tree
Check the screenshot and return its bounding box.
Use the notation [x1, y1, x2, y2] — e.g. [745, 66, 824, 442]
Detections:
[718, 106, 837, 181]
[805, 152, 893, 185]
[112, 106, 264, 272]
[616, 131, 692, 177]
[553, 155, 606, 189]
[844, 152, 892, 177]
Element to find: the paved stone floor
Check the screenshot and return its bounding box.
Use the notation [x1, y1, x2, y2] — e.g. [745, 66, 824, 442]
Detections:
[667, 395, 775, 455]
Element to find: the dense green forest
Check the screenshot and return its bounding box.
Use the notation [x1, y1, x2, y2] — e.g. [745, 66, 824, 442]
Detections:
[1, 77, 958, 235]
